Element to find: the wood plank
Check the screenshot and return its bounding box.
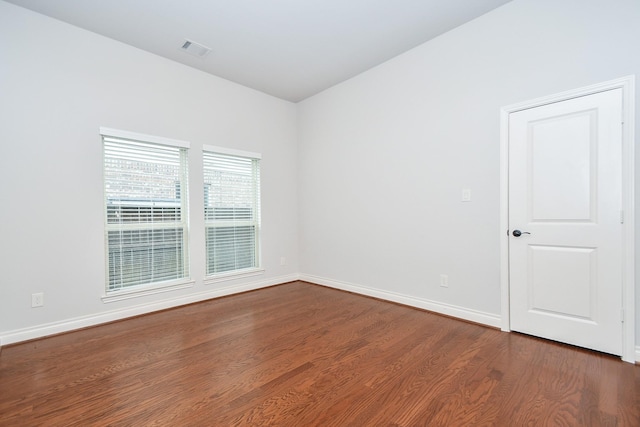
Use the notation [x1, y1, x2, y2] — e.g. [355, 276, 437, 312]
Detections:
[0, 281, 638, 426]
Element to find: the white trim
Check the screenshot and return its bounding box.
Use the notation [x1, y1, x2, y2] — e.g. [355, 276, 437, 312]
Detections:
[203, 144, 261, 159]
[102, 279, 195, 303]
[100, 126, 190, 149]
[0, 274, 299, 346]
[636, 346, 640, 363]
[500, 106, 511, 333]
[499, 76, 635, 113]
[300, 274, 501, 329]
[204, 268, 265, 285]
[500, 75, 635, 363]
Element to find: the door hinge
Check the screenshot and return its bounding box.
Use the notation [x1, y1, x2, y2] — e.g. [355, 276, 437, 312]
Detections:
[620, 210, 624, 224]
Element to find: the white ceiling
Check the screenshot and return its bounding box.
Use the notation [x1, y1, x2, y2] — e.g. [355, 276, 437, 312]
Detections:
[6, 0, 512, 102]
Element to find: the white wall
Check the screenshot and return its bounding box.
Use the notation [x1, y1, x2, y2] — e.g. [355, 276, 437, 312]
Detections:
[298, 0, 640, 340]
[0, 1, 299, 342]
[2, 0, 639, 354]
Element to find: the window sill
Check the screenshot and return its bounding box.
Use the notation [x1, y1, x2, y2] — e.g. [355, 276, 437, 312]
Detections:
[203, 268, 265, 285]
[102, 279, 195, 303]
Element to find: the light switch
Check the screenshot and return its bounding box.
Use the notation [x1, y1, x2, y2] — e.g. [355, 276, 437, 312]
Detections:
[462, 189, 471, 202]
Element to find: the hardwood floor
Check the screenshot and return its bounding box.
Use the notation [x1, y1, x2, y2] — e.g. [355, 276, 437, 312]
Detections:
[1, 281, 638, 426]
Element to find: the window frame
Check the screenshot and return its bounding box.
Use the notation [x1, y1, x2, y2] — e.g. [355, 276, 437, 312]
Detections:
[202, 144, 263, 284]
[100, 127, 193, 302]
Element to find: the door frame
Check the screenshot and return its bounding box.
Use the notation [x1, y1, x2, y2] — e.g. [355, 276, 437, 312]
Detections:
[499, 76, 636, 363]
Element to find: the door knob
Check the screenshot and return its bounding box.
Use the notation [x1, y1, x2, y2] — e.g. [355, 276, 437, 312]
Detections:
[512, 229, 531, 237]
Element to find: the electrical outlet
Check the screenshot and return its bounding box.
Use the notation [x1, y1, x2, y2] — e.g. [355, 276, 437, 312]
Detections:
[32, 292, 44, 308]
[462, 189, 471, 202]
[280, 257, 287, 266]
[440, 274, 449, 288]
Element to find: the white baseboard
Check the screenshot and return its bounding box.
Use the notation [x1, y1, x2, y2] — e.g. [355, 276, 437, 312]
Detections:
[0, 273, 300, 346]
[7, 274, 632, 360]
[299, 274, 502, 329]
[636, 346, 640, 363]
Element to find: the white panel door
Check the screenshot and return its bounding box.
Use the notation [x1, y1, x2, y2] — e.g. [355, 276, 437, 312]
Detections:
[509, 88, 623, 355]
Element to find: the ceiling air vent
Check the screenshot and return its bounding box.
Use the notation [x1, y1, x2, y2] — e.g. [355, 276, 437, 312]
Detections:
[180, 39, 211, 58]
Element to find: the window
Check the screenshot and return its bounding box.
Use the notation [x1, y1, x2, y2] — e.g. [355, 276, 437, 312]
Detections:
[101, 128, 190, 294]
[203, 146, 261, 277]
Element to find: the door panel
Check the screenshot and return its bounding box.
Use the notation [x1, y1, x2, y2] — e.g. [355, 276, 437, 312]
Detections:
[528, 245, 596, 321]
[509, 88, 622, 355]
[530, 111, 596, 222]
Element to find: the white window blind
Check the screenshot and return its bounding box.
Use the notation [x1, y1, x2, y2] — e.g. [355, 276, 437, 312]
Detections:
[203, 148, 260, 276]
[102, 131, 189, 293]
